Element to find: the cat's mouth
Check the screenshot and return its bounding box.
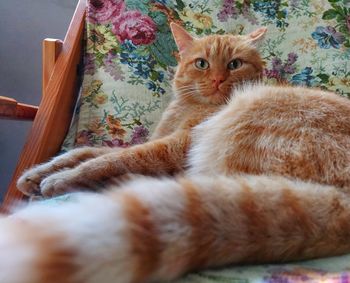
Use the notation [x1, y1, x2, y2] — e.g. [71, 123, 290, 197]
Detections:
[200, 89, 230, 105]
[204, 88, 230, 98]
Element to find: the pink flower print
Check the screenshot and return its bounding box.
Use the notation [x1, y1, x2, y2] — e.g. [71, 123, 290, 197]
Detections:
[112, 11, 157, 45]
[102, 139, 130, 148]
[130, 125, 149, 145]
[88, 0, 125, 24]
[75, 130, 94, 146]
[346, 15, 350, 34]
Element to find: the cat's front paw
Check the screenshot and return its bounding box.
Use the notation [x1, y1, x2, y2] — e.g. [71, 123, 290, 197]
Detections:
[17, 166, 47, 196]
[39, 170, 82, 197]
[39, 168, 102, 197]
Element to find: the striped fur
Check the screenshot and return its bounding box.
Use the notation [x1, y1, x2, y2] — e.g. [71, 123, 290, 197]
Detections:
[5, 24, 350, 282]
[3, 175, 350, 283]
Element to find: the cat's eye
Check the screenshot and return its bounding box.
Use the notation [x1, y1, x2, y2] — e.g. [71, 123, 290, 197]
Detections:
[194, 58, 209, 70]
[228, 59, 243, 70]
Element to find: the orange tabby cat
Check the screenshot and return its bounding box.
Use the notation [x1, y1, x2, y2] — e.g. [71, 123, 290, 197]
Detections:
[17, 23, 265, 197]
[1, 23, 350, 283]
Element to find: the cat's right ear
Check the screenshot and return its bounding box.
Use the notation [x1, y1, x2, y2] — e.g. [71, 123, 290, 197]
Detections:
[170, 22, 194, 53]
[246, 27, 267, 45]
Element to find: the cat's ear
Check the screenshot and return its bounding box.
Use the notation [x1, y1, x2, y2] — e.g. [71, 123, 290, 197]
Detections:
[170, 22, 194, 53]
[246, 27, 267, 44]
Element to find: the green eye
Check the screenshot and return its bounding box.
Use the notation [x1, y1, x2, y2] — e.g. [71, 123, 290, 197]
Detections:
[228, 59, 243, 70]
[194, 58, 209, 70]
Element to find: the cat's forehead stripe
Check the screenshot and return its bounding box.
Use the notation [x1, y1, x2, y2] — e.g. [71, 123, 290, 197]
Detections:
[201, 36, 250, 59]
[208, 38, 222, 57]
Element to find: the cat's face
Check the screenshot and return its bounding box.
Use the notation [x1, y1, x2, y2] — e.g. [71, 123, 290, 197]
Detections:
[171, 23, 266, 105]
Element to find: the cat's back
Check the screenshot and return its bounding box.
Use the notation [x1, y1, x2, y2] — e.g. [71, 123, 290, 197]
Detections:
[227, 84, 350, 137]
[189, 84, 350, 189]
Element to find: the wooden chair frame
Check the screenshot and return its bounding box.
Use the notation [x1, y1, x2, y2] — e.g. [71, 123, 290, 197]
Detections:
[0, 0, 86, 212]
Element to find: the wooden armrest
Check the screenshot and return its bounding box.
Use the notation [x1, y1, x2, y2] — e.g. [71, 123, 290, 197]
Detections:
[0, 96, 38, 120]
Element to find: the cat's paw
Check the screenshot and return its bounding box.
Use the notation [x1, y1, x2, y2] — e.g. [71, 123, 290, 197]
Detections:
[39, 170, 81, 197]
[17, 148, 105, 196]
[17, 166, 47, 196]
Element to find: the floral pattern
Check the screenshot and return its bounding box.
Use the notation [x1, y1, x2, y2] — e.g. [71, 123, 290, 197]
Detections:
[112, 11, 157, 45]
[170, 254, 350, 283]
[87, 0, 125, 24]
[312, 26, 345, 49]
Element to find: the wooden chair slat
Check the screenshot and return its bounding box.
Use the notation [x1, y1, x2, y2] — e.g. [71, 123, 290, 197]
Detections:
[0, 96, 38, 120]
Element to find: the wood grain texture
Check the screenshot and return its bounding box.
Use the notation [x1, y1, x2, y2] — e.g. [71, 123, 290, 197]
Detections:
[42, 39, 63, 94]
[1, 0, 86, 212]
[0, 96, 38, 120]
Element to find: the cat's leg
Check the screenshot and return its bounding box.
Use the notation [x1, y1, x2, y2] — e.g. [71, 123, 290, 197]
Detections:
[39, 131, 190, 197]
[1, 174, 350, 283]
[17, 147, 115, 196]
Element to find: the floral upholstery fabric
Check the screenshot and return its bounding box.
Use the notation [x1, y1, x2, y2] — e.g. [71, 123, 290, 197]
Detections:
[173, 254, 350, 283]
[62, 0, 350, 150]
[58, 0, 350, 281]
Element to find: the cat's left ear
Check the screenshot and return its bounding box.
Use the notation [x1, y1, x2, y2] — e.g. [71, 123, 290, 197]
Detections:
[170, 22, 194, 53]
[246, 27, 267, 44]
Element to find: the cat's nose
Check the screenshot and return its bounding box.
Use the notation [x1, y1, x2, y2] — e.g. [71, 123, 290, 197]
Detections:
[212, 77, 225, 88]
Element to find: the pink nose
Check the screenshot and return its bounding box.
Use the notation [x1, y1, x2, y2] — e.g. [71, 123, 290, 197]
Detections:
[212, 77, 225, 88]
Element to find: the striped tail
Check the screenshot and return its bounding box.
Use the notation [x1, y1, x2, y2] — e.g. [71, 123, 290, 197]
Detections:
[1, 174, 350, 283]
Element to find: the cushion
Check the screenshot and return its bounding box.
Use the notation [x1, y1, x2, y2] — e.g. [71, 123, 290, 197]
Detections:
[174, 255, 350, 283]
[62, 0, 350, 151]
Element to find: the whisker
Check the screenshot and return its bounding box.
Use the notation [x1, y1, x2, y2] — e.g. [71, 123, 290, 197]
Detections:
[178, 91, 198, 99]
[175, 82, 208, 90]
[176, 87, 196, 91]
[176, 86, 205, 92]
[177, 86, 212, 94]
[179, 91, 198, 96]
[176, 82, 206, 88]
[176, 87, 197, 91]
[178, 89, 211, 98]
